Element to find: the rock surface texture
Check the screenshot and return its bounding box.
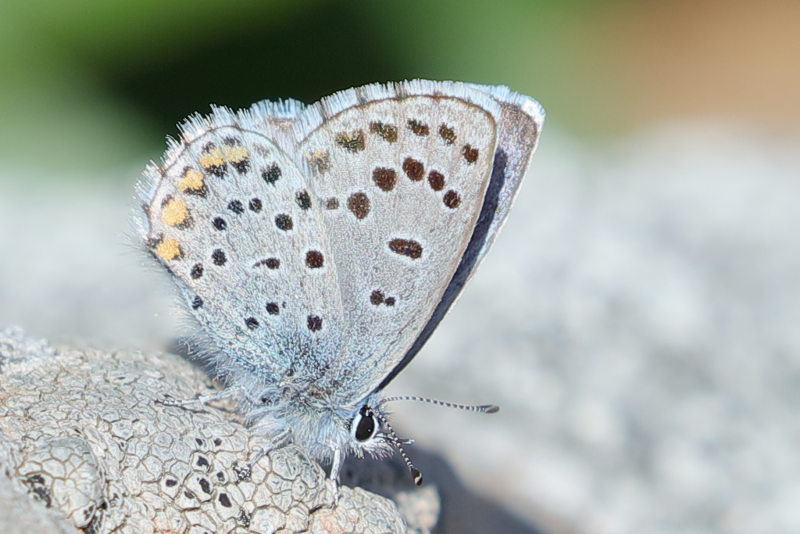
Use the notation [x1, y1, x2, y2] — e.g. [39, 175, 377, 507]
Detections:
[0, 327, 435, 533]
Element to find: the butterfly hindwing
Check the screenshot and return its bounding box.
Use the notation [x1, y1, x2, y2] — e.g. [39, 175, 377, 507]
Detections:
[139, 112, 344, 382]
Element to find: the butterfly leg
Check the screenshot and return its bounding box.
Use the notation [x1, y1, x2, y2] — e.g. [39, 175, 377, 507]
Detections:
[156, 385, 241, 408]
[330, 447, 343, 483]
[231, 428, 292, 482]
[329, 447, 343, 505]
[247, 428, 292, 467]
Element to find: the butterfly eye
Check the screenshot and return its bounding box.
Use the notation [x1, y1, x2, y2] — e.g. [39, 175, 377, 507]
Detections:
[352, 407, 378, 442]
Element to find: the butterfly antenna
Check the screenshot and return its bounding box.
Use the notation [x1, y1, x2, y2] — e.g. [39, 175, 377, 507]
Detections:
[369, 408, 423, 486]
[381, 395, 499, 414]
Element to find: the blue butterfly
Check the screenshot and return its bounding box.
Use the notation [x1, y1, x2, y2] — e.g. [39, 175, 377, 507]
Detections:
[139, 80, 544, 484]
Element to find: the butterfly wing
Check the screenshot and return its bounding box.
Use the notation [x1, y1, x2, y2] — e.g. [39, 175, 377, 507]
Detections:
[138, 103, 345, 385]
[139, 81, 544, 406]
[291, 80, 543, 404]
[375, 83, 545, 390]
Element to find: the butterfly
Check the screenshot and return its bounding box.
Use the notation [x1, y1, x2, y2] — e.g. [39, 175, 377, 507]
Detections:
[137, 80, 544, 485]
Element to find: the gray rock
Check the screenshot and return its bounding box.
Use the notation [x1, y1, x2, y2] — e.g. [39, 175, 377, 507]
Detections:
[0, 327, 437, 533]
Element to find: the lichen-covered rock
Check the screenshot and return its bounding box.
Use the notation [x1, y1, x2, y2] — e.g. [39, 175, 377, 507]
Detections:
[0, 327, 435, 533]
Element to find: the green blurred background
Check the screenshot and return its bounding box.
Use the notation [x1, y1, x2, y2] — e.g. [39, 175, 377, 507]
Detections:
[1, 0, 797, 175]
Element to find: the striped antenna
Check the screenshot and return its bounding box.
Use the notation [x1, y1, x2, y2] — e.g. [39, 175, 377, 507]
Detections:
[381, 395, 499, 414]
[368, 407, 423, 486]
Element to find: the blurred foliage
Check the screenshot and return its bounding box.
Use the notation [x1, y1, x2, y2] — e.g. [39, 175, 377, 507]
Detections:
[0, 0, 796, 175]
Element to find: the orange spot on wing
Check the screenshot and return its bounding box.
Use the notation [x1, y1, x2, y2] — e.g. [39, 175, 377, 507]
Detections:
[155, 237, 182, 260]
[160, 197, 190, 227]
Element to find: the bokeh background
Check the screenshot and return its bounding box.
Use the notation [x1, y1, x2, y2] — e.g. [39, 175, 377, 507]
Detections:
[1, 1, 799, 533]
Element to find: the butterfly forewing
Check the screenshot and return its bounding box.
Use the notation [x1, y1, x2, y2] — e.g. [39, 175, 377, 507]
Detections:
[140, 122, 344, 380]
[467, 85, 544, 265]
[378, 85, 545, 388]
[294, 84, 501, 402]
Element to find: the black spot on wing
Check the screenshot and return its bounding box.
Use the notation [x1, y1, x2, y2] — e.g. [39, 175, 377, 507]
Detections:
[375, 149, 510, 391]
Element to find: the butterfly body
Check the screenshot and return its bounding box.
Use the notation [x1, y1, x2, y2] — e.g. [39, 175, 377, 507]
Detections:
[138, 80, 543, 481]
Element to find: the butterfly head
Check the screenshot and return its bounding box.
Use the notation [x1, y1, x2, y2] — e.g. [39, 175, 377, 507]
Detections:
[347, 401, 424, 485]
[246, 384, 419, 477]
